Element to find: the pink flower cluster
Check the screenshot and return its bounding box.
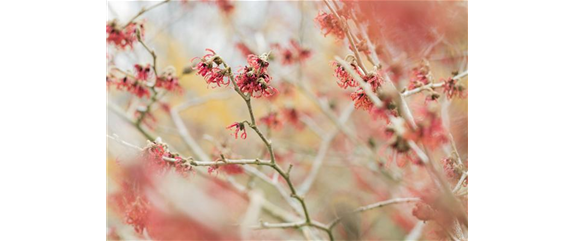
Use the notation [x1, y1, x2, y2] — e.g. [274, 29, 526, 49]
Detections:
[142, 141, 193, 176]
[106, 20, 144, 49]
[408, 64, 430, 90]
[108, 64, 182, 98]
[332, 62, 359, 89]
[271, 40, 312, 65]
[315, 11, 345, 39]
[442, 77, 466, 99]
[235, 54, 277, 98]
[193, 49, 230, 88]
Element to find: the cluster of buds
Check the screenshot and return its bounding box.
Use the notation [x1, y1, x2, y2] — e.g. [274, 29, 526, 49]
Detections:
[271, 40, 312, 65]
[315, 11, 346, 39]
[106, 20, 144, 49]
[193, 49, 230, 88]
[235, 53, 277, 98]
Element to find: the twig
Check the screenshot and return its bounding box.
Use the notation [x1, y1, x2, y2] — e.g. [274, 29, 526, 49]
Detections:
[298, 103, 354, 195]
[327, 198, 420, 230]
[122, 0, 171, 29]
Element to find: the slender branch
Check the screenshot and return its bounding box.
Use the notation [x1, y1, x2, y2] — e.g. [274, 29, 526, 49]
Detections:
[298, 103, 354, 195]
[163, 157, 273, 167]
[134, 31, 162, 135]
[122, 0, 171, 29]
[217, 55, 333, 240]
[402, 83, 445, 97]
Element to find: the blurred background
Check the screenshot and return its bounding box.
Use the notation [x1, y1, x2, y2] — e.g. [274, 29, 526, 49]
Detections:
[107, 1, 467, 240]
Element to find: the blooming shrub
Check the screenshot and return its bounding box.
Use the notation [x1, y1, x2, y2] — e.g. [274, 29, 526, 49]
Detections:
[107, 1, 468, 240]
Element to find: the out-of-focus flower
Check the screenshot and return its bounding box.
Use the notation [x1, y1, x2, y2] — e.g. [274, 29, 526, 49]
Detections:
[115, 76, 151, 99]
[272, 40, 312, 65]
[443, 76, 466, 99]
[408, 63, 430, 90]
[260, 112, 283, 130]
[315, 11, 345, 39]
[134, 64, 152, 81]
[410, 102, 448, 149]
[106, 20, 144, 49]
[332, 62, 359, 89]
[156, 67, 182, 92]
[142, 141, 193, 176]
[351, 89, 373, 111]
[280, 107, 305, 130]
[412, 202, 435, 222]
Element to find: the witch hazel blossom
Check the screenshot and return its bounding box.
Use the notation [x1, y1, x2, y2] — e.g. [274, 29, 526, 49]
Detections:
[315, 11, 345, 39]
[106, 20, 145, 50]
[271, 40, 312, 65]
[332, 62, 359, 89]
[260, 112, 283, 130]
[113, 75, 151, 98]
[193, 49, 230, 88]
[142, 141, 193, 175]
[442, 76, 466, 99]
[236, 54, 277, 98]
[227, 122, 247, 139]
[156, 67, 182, 92]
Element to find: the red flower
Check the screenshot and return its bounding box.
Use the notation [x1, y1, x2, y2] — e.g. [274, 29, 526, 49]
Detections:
[142, 141, 192, 175]
[272, 40, 312, 65]
[315, 11, 345, 39]
[408, 64, 430, 90]
[193, 49, 230, 88]
[134, 64, 152, 80]
[332, 62, 359, 89]
[236, 54, 276, 98]
[115, 76, 151, 99]
[247, 54, 269, 73]
[227, 122, 247, 139]
[156, 68, 182, 92]
[280, 107, 305, 130]
[410, 103, 448, 149]
[260, 112, 283, 130]
[106, 20, 144, 49]
[351, 89, 374, 111]
[442, 77, 466, 99]
[215, 0, 234, 14]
